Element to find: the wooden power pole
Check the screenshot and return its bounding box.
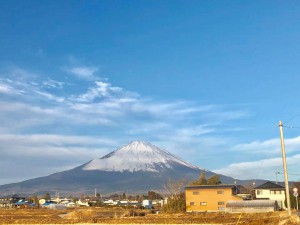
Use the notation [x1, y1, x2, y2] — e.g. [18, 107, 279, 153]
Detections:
[279, 121, 291, 216]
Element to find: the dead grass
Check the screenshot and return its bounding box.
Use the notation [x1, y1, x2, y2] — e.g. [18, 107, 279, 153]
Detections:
[0, 208, 298, 225]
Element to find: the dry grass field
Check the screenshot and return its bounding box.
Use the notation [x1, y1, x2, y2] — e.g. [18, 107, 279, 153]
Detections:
[0, 207, 299, 225]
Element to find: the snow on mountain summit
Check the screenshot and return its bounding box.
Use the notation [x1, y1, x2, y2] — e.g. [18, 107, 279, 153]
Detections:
[83, 141, 199, 172]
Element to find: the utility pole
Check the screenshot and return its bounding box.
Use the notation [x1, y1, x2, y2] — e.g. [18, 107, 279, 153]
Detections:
[279, 121, 291, 216]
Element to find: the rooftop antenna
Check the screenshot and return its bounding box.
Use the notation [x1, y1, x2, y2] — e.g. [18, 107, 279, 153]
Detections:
[276, 171, 279, 184]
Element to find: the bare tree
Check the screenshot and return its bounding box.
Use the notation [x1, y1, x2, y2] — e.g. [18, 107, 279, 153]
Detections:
[241, 180, 256, 199]
[160, 179, 187, 213]
[162, 179, 186, 199]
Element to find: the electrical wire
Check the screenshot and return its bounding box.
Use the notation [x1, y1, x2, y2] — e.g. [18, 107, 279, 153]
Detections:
[277, 172, 300, 176]
[283, 125, 300, 129]
[284, 113, 300, 125]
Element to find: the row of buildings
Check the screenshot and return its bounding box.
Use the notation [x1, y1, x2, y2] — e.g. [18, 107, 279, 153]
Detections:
[0, 181, 289, 213]
[0, 194, 161, 209]
[185, 181, 286, 212]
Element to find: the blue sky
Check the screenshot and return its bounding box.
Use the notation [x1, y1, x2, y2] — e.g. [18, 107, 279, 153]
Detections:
[1, 0, 300, 185]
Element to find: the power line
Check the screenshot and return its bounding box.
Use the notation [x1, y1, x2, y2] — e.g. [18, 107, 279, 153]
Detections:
[283, 125, 300, 129]
[277, 172, 300, 176]
[284, 113, 300, 125]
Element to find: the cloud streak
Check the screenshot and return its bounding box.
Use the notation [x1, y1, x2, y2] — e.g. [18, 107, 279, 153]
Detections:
[0, 83, 13, 94]
[0, 133, 121, 184]
[231, 136, 300, 155]
[212, 135, 300, 180]
[67, 66, 99, 80]
[42, 78, 65, 89]
[75, 81, 128, 102]
[213, 154, 300, 180]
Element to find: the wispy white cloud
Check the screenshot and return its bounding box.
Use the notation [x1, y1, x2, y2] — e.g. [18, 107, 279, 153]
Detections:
[231, 136, 300, 155]
[213, 154, 300, 180]
[213, 135, 300, 180]
[67, 66, 99, 80]
[0, 67, 251, 145]
[0, 67, 67, 102]
[75, 81, 125, 102]
[0, 133, 121, 183]
[34, 90, 65, 103]
[42, 78, 65, 89]
[0, 134, 117, 158]
[0, 83, 18, 95]
[0, 66, 248, 131]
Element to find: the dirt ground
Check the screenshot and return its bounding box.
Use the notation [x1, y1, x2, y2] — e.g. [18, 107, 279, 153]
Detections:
[0, 207, 299, 225]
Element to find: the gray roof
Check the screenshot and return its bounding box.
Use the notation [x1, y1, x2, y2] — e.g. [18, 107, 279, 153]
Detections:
[186, 184, 236, 190]
[185, 184, 249, 194]
[226, 200, 278, 208]
[254, 181, 285, 190]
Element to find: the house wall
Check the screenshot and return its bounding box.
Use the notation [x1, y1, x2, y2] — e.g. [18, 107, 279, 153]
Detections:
[186, 188, 242, 212]
[255, 189, 286, 209]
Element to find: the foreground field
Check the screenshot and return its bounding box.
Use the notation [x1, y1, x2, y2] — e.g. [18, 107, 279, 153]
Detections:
[0, 207, 299, 225]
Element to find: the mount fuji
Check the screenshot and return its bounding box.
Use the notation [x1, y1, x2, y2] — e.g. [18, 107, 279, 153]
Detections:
[0, 141, 235, 194]
[83, 141, 200, 173]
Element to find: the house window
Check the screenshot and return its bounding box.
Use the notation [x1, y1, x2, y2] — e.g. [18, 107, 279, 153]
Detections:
[218, 207, 225, 210]
[218, 202, 225, 205]
[190, 202, 196, 206]
[200, 202, 207, 206]
[270, 190, 276, 195]
[193, 191, 199, 195]
[276, 190, 282, 194]
[217, 190, 224, 194]
[257, 190, 263, 195]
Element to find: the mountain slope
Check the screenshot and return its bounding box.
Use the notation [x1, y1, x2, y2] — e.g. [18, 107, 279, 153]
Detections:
[0, 141, 235, 194]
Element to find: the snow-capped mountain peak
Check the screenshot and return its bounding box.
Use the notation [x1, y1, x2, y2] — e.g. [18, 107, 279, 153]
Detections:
[83, 141, 200, 172]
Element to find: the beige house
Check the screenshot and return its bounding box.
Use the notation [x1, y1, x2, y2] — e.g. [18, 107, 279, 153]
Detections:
[254, 181, 286, 210]
[185, 184, 249, 212]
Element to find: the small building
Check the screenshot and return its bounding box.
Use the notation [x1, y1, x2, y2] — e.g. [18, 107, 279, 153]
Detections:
[86, 196, 101, 205]
[142, 199, 153, 209]
[185, 184, 249, 212]
[103, 199, 118, 205]
[39, 199, 47, 205]
[226, 200, 279, 213]
[42, 203, 67, 210]
[14, 201, 37, 209]
[59, 199, 75, 207]
[66, 202, 76, 207]
[254, 182, 286, 209]
[76, 199, 89, 207]
[0, 195, 25, 208]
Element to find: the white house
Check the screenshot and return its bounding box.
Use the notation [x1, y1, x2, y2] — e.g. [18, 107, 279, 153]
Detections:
[254, 181, 286, 209]
[39, 199, 47, 205]
[142, 199, 152, 209]
[76, 199, 89, 207]
[103, 199, 118, 205]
